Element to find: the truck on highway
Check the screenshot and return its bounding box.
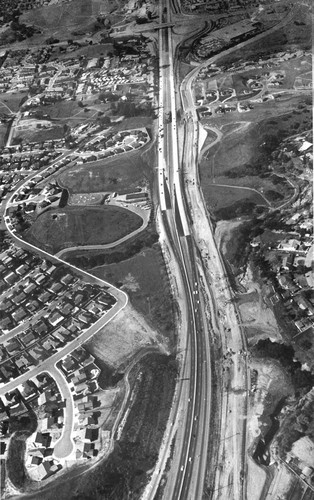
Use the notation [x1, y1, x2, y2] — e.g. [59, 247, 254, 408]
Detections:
[165, 111, 172, 123]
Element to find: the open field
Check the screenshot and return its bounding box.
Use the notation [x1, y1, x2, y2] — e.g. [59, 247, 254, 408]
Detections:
[200, 98, 310, 217]
[204, 185, 267, 220]
[65, 225, 159, 267]
[37, 100, 111, 121]
[24, 205, 143, 253]
[14, 124, 65, 144]
[210, 174, 292, 206]
[49, 43, 114, 61]
[112, 116, 153, 132]
[58, 150, 154, 195]
[0, 93, 27, 113]
[20, 0, 124, 41]
[0, 123, 8, 147]
[201, 101, 312, 181]
[92, 246, 176, 344]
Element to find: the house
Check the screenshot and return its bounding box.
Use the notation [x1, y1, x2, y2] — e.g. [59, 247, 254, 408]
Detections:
[281, 254, 295, 271]
[33, 432, 52, 448]
[59, 302, 73, 316]
[277, 275, 299, 294]
[83, 442, 98, 458]
[34, 274, 47, 286]
[31, 455, 43, 466]
[46, 265, 56, 275]
[84, 428, 99, 442]
[42, 337, 59, 352]
[12, 307, 28, 323]
[77, 400, 93, 412]
[5, 339, 21, 355]
[15, 355, 31, 370]
[24, 282, 37, 294]
[38, 291, 53, 303]
[62, 356, 77, 374]
[10, 400, 28, 417]
[51, 329, 66, 343]
[21, 331, 36, 346]
[0, 316, 12, 331]
[15, 264, 28, 276]
[3, 272, 19, 286]
[73, 293, 85, 305]
[72, 371, 88, 386]
[295, 296, 313, 314]
[77, 313, 92, 325]
[33, 322, 49, 335]
[60, 273, 74, 285]
[278, 239, 301, 252]
[32, 460, 58, 480]
[48, 282, 63, 294]
[0, 300, 12, 312]
[19, 381, 37, 400]
[98, 292, 115, 306]
[48, 312, 64, 327]
[29, 346, 48, 363]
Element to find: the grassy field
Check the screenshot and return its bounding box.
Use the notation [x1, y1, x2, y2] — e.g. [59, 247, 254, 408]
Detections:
[24, 205, 143, 253]
[205, 185, 267, 220]
[0, 124, 8, 147]
[49, 43, 114, 61]
[92, 246, 176, 344]
[14, 125, 65, 144]
[0, 93, 27, 113]
[58, 149, 154, 195]
[20, 0, 125, 40]
[202, 103, 311, 181]
[200, 98, 311, 216]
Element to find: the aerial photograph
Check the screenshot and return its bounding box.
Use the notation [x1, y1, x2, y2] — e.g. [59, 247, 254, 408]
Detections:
[0, 0, 312, 499]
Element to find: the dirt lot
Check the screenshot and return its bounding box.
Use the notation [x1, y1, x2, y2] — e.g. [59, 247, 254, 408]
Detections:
[92, 246, 176, 345]
[24, 205, 143, 253]
[85, 303, 166, 369]
[58, 148, 154, 195]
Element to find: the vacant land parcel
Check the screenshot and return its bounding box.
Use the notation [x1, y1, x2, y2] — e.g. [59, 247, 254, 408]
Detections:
[93, 247, 176, 344]
[58, 152, 153, 195]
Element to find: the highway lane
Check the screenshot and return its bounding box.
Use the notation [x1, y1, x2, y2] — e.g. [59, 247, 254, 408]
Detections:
[154, 1, 214, 499]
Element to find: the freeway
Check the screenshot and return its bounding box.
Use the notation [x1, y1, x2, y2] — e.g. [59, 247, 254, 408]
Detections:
[147, 1, 213, 499]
